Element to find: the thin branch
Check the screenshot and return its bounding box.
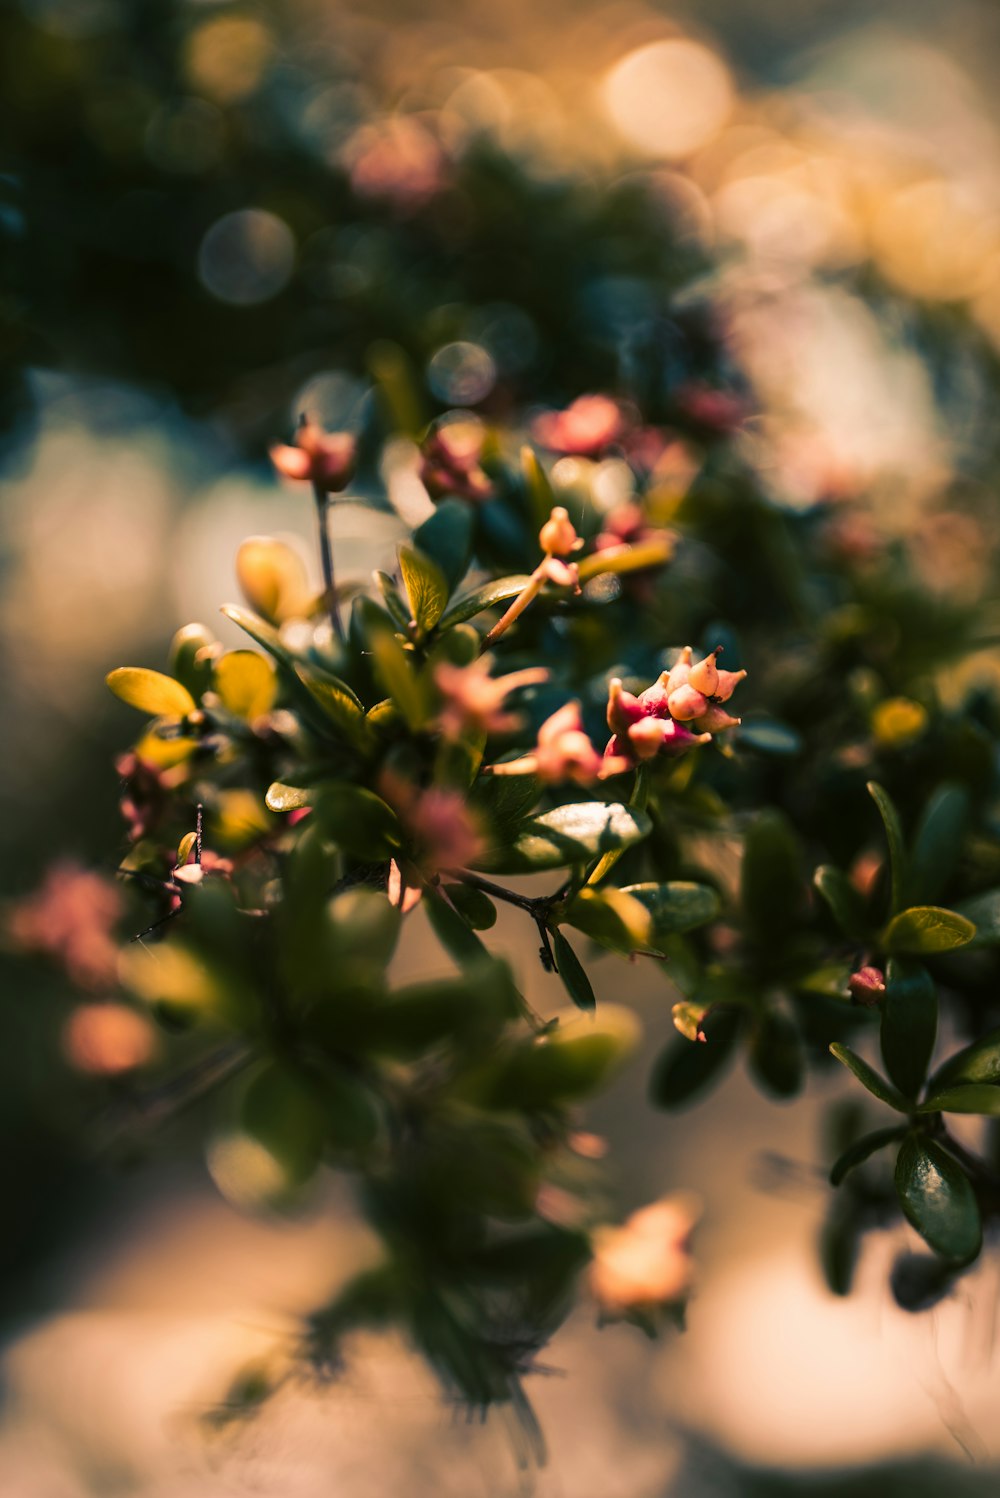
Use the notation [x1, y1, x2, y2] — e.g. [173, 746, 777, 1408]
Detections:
[313, 482, 346, 643]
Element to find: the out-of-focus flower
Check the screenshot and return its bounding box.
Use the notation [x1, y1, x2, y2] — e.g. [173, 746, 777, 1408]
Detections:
[434, 656, 549, 740]
[871, 696, 928, 750]
[532, 395, 629, 457]
[270, 420, 356, 493]
[6, 862, 122, 990]
[676, 381, 747, 436]
[420, 423, 492, 503]
[849, 966, 885, 1007]
[589, 1194, 699, 1318]
[487, 701, 631, 784]
[380, 774, 484, 874]
[343, 115, 448, 213]
[63, 1002, 157, 1076]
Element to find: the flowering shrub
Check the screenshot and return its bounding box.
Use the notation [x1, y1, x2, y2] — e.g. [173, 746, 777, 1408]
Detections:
[11, 353, 1000, 1446]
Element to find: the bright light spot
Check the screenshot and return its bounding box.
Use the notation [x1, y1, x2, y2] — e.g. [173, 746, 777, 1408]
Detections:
[602, 40, 733, 160]
[427, 341, 497, 405]
[185, 16, 273, 105]
[871, 179, 998, 302]
[197, 209, 295, 306]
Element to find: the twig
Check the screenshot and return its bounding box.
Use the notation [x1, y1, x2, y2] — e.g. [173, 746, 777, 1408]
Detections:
[313, 481, 345, 643]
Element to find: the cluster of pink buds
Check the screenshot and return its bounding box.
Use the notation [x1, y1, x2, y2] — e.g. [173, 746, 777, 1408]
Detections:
[605, 647, 746, 766]
[270, 419, 357, 493]
[420, 423, 492, 503]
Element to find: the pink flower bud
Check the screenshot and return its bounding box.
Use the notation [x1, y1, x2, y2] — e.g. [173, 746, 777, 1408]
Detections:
[688, 649, 721, 697]
[691, 703, 741, 733]
[606, 677, 645, 735]
[532, 395, 628, 458]
[849, 966, 886, 1007]
[271, 422, 356, 493]
[539, 505, 582, 557]
[666, 683, 709, 722]
[665, 646, 694, 695]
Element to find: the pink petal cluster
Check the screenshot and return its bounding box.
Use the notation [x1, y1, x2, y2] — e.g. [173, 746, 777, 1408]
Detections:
[271, 421, 357, 493]
[532, 395, 628, 458]
[605, 647, 745, 767]
[379, 773, 484, 875]
[434, 657, 549, 741]
[6, 862, 122, 991]
[589, 1194, 699, 1317]
[488, 701, 630, 785]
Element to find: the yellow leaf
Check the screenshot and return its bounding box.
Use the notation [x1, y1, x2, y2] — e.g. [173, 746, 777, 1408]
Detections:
[214, 650, 278, 721]
[106, 667, 195, 718]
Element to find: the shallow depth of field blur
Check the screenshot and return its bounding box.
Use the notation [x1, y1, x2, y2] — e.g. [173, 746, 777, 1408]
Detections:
[5, 0, 1000, 1493]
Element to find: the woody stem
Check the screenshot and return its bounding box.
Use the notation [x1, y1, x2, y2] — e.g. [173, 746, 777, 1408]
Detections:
[313, 482, 345, 643]
[479, 568, 545, 652]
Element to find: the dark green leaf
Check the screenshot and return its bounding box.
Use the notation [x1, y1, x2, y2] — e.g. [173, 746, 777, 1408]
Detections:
[650, 1008, 741, 1110]
[880, 958, 937, 1101]
[367, 623, 431, 730]
[315, 783, 402, 859]
[374, 571, 412, 631]
[438, 575, 533, 630]
[444, 882, 497, 930]
[813, 865, 869, 941]
[748, 1007, 804, 1099]
[426, 889, 490, 969]
[830, 1127, 906, 1185]
[953, 888, 1000, 948]
[414, 500, 475, 592]
[882, 905, 975, 956]
[520, 444, 555, 527]
[929, 1026, 1000, 1091]
[294, 666, 367, 743]
[620, 881, 721, 937]
[894, 1136, 982, 1263]
[551, 929, 596, 1011]
[220, 604, 296, 669]
[484, 1006, 639, 1109]
[907, 783, 970, 906]
[918, 1084, 1000, 1115]
[562, 886, 653, 953]
[828, 1043, 908, 1111]
[740, 810, 803, 940]
[867, 781, 906, 916]
[819, 1199, 860, 1296]
[398, 543, 449, 634]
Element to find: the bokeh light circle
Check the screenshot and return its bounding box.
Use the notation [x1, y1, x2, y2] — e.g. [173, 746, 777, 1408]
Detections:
[602, 40, 734, 160]
[197, 209, 295, 307]
[427, 341, 497, 406]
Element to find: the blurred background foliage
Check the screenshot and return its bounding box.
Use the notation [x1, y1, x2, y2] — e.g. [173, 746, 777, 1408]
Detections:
[6, 0, 1000, 1492]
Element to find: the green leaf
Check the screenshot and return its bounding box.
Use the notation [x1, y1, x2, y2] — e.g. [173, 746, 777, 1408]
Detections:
[106, 666, 195, 718]
[374, 571, 412, 631]
[881, 905, 975, 956]
[213, 650, 277, 721]
[438, 575, 533, 630]
[740, 810, 803, 941]
[907, 783, 970, 906]
[476, 801, 651, 874]
[731, 717, 802, 756]
[398, 543, 449, 635]
[314, 783, 402, 859]
[365, 968, 513, 1056]
[576, 538, 673, 583]
[169, 622, 217, 701]
[484, 1005, 639, 1109]
[619, 881, 721, 938]
[929, 1026, 1000, 1091]
[220, 604, 296, 669]
[828, 1043, 908, 1112]
[444, 882, 497, 930]
[953, 888, 1000, 948]
[551, 929, 596, 1011]
[426, 889, 490, 969]
[650, 1008, 741, 1110]
[813, 865, 869, 942]
[367, 624, 431, 731]
[819, 1198, 860, 1297]
[223, 1062, 326, 1207]
[265, 781, 311, 812]
[867, 781, 906, 916]
[894, 1135, 982, 1263]
[880, 958, 937, 1101]
[918, 1084, 1000, 1115]
[829, 1127, 906, 1186]
[562, 886, 653, 953]
[294, 666, 367, 743]
[521, 444, 556, 527]
[414, 499, 474, 591]
[748, 1007, 804, 1100]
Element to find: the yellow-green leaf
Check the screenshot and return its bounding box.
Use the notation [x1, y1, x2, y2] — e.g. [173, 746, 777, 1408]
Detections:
[106, 667, 195, 718]
[214, 650, 278, 721]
